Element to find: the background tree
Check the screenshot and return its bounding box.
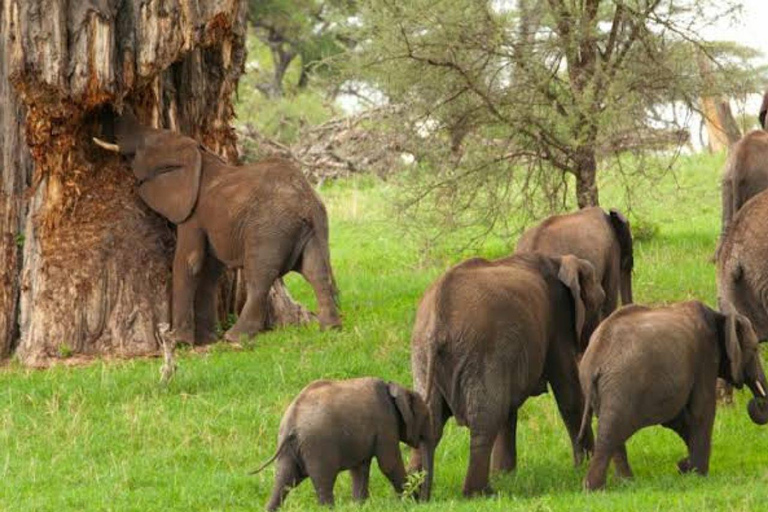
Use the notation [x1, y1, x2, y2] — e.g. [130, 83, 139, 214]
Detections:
[0, 1, 309, 365]
[344, 0, 764, 234]
[247, 0, 356, 98]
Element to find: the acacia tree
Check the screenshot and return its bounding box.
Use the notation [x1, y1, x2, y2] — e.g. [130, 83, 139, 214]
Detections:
[348, 0, 762, 217]
[0, 1, 310, 365]
[248, 0, 356, 97]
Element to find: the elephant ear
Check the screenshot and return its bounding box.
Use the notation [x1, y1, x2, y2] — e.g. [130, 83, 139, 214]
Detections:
[133, 134, 202, 224]
[725, 314, 745, 387]
[558, 255, 587, 344]
[388, 383, 416, 446]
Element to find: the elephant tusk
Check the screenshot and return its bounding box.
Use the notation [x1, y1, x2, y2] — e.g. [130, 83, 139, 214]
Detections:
[92, 137, 120, 152]
[757, 381, 766, 398]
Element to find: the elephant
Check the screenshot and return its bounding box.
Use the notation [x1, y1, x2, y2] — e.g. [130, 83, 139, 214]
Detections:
[716, 129, 768, 258]
[409, 252, 605, 497]
[254, 378, 434, 510]
[577, 301, 768, 490]
[93, 110, 340, 346]
[759, 90, 768, 129]
[515, 207, 633, 316]
[717, 189, 768, 341]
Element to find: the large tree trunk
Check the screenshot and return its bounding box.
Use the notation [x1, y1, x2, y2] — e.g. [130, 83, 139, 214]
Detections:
[0, 0, 310, 366]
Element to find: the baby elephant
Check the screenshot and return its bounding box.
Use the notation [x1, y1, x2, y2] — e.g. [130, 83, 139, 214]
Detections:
[578, 301, 768, 490]
[255, 378, 434, 510]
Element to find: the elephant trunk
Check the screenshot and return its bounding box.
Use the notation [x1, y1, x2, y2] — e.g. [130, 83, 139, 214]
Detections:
[747, 368, 768, 425]
[418, 439, 434, 501]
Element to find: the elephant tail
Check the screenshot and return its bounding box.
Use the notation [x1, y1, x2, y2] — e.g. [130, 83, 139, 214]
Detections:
[577, 370, 600, 445]
[608, 209, 634, 304]
[250, 434, 293, 475]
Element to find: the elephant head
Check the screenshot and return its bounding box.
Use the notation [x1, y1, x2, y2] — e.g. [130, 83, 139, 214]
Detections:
[722, 313, 768, 424]
[557, 255, 606, 351]
[388, 382, 434, 500]
[93, 110, 202, 224]
[760, 90, 768, 130]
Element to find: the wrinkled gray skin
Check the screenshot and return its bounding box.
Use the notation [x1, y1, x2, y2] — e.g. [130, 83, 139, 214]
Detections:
[717, 189, 768, 342]
[578, 302, 768, 490]
[516, 207, 633, 317]
[256, 378, 434, 510]
[409, 253, 605, 497]
[94, 111, 340, 345]
[716, 117, 768, 259]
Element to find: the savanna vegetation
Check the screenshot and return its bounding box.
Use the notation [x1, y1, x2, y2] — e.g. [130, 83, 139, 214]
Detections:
[2, 1, 768, 511]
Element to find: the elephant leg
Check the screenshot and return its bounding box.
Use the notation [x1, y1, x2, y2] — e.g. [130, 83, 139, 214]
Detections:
[612, 443, 633, 479]
[299, 235, 341, 330]
[308, 471, 337, 507]
[171, 227, 206, 346]
[547, 347, 593, 465]
[686, 417, 714, 476]
[491, 408, 518, 473]
[584, 412, 635, 491]
[463, 429, 497, 497]
[193, 255, 223, 345]
[376, 443, 407, 495]
[664, 414, 694, 473]
[350, 460, 371, 502]
[266, 457, 306, 512]
[224, 249, 282, 342]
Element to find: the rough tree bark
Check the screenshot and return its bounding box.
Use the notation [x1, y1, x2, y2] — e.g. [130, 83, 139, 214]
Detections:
[0, 0, 310, 366]
[697, 50, 741, 152]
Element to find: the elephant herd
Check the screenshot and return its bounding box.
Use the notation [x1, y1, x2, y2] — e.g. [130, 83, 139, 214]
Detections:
[92, 100, 768, 509]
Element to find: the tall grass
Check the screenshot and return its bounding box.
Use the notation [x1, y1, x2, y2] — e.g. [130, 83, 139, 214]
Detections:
[1, 150, 766, 511]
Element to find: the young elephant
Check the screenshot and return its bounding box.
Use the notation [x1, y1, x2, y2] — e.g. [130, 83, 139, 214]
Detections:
[410, 253, 605, 497]
[93, 110, 340, 346]
[255, 378, 434, 510]
[516, 207, 633, 316]
[578, 302, 768, 490]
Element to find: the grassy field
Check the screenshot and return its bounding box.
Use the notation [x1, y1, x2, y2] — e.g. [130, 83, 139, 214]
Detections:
[2, 150, 767, 511]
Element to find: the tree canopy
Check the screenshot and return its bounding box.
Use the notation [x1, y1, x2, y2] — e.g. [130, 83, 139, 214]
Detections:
[335, 0, 764, 238]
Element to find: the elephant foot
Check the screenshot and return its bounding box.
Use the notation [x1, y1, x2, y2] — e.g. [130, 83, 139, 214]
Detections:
[171, 327, 196, 347]
[583, 476, 606, 492]
[318, 313, 342, 331]
[224, 324, 260, 343]
[677, 457, 693, 474]
[462, 484, 495, 498]
[195, 328, 219, 346]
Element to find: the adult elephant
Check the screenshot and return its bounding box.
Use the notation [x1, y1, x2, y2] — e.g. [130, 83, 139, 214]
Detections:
[515, 207, 633, 316]
[717, 189, 768, 342]
[409, 253, 605, 497]
[94, 110, 340, 346]
[716, 92, 768, 258]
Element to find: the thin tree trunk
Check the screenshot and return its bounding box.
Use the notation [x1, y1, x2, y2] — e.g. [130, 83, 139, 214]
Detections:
[574, 146, 599, 208]
[0, 0, 310, 366]
[698, 51, 741, 151]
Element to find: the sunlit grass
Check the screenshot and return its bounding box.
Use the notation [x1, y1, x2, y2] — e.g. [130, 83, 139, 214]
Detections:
[1, 150, 767, 511]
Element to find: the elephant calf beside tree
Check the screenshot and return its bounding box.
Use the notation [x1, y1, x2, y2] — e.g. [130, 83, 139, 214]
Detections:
[93, 110, 340, 348]
[515, 207, 633, 317]
[254, 378, 434, 510]
[578, 302, 768, 490]
[410, 253, 605, 497]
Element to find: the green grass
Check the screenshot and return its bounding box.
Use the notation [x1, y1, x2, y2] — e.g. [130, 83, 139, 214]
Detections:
[2, 151, 767, 511]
